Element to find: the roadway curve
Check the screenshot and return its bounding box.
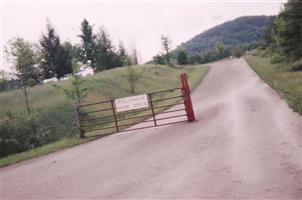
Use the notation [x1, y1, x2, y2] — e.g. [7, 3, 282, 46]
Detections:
[2, 58, 302, 199]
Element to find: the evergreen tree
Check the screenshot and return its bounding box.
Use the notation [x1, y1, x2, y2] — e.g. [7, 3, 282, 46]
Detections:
[117, 42, 131, 66]
[40, 21, 71, 79]
[95, 28, 116, 70]
[40, 21, 60, 79]
[56, 42, 73, 78]
[79, 19, 96, 68]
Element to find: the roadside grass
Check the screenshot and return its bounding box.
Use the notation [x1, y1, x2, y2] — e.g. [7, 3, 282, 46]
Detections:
[245, 54, 302, 115]
[0, 64, 208, 167]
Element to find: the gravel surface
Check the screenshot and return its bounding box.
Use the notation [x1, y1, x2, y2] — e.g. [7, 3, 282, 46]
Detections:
[2, 58, 301, 199]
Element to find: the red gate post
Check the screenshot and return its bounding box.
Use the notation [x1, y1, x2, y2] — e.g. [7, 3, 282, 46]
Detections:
[180, 73, 195, 122]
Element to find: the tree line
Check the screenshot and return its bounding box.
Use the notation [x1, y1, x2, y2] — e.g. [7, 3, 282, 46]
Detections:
[263, 0, 302, 70]
[4, 19, 138, 86]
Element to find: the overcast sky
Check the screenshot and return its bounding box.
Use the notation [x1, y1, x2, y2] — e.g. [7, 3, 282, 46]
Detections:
[1, 0, 285, 72]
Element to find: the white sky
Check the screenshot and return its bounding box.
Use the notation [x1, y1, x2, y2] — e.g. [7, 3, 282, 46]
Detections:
[1, 0, 285, 72]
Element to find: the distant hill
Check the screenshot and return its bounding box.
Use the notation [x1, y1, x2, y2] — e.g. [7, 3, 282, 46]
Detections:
[177, 15, 273, 63]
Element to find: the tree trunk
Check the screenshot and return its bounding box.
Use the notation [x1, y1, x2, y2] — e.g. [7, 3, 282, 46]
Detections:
[75, 104, 85, 138]
[22, 86, 30, 116]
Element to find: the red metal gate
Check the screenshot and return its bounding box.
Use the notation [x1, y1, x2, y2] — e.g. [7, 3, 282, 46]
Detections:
[76, 73, 195, 135]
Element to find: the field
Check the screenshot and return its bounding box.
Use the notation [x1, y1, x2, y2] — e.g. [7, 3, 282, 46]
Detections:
[0, 64, 208, 167]
[245, 54, 302, 115]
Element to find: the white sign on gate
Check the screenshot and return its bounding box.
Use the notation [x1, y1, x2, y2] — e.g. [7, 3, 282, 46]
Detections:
[115, 94, 149, 112]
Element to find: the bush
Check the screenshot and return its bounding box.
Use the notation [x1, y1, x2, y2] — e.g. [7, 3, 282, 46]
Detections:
[0, 103, 78, 158]
[270, 53, 284, 64]
[291, 59, 302, 71]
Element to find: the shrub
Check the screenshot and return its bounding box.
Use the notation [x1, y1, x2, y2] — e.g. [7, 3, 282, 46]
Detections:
[270, 53, 284, 64]
[291, 59, 302, 71]
[0, 103, 78, 158]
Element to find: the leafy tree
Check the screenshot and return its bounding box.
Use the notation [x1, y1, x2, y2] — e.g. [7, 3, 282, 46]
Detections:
[177, 50, 188, 65]
[79, 19, 96, 69]
[231, 47, 243, 58]
[161, 35, 172, 65]
[5, 38, 39, 115]
[123, 65, 145, 94]
[215, 41, 225, 55]
[272, 0, 302, 61]
[153, 54, 165, 65]
[54, 68, 90, 138]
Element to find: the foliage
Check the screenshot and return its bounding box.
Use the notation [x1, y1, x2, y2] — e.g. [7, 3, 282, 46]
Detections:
[161, 35, 172, 65]
[270, 0, 302, 61]
[0, 104, 76, 158]
[178, 16, 273, 63]
[290, 59, 302, 72]
[153, 54, 166, 65]
[270, 53, 284, 64]
[54, 74, 89, 105]
[4, 38, 40, 115]
[123, 65, 145, 93]
[95, 28, 121, 70]
[117, 42, 132, 66]
[78, 19, 97, 68]
[231, 47, 244, 58]
[246, 54, 302, 115]
[177, 50, 188, 65]
[39, 20, 73, 79]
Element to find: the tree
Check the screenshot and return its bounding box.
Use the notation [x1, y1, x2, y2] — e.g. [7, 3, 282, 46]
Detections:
[54, 69, 90, 138]
[131, 48, 138, 65]
[161, 35, 172, 65]
[39, 21, 61, 79]
[231, 47, 243, 58]
[177, 50, 188, 65]
[95, 28, 116, 70]
[79, 19, 96, 69]
[272, 0, 302, 61]
[123, 65, 145, 94]
[116, 41, 133, 66]
[5, 38, 39, 115]
[40, 21, 72, 80]
[214, 41, 225, 55]
[56, 42, 74, 78]
[153, 54, 165, 65]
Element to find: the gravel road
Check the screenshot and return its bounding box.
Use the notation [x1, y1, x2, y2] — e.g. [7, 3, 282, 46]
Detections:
[2, 58, 301, 199]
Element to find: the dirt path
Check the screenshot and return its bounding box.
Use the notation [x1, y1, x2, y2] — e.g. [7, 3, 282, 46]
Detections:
[2, 58, 301, 199]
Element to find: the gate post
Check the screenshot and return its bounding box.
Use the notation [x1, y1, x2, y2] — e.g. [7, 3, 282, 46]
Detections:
[75, 105, 85, 138]
[111, 100, 119, 132]
[180, 73, 195, 122]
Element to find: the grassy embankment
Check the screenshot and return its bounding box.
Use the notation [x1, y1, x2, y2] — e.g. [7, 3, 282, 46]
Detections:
[0, 64, 208, 167]
[245, 53, 302, 115]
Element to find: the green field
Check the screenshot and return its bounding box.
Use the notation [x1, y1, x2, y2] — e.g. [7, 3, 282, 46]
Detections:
[0, 64, 208, 167]
[245, 54, 302, 115]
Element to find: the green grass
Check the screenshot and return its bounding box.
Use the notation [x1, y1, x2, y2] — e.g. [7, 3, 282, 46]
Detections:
[0, 64, 208, 167]
[245, 54, 302, 115]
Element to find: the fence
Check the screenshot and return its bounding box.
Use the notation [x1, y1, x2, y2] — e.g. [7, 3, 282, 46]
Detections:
[76, 73, 195, 136]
